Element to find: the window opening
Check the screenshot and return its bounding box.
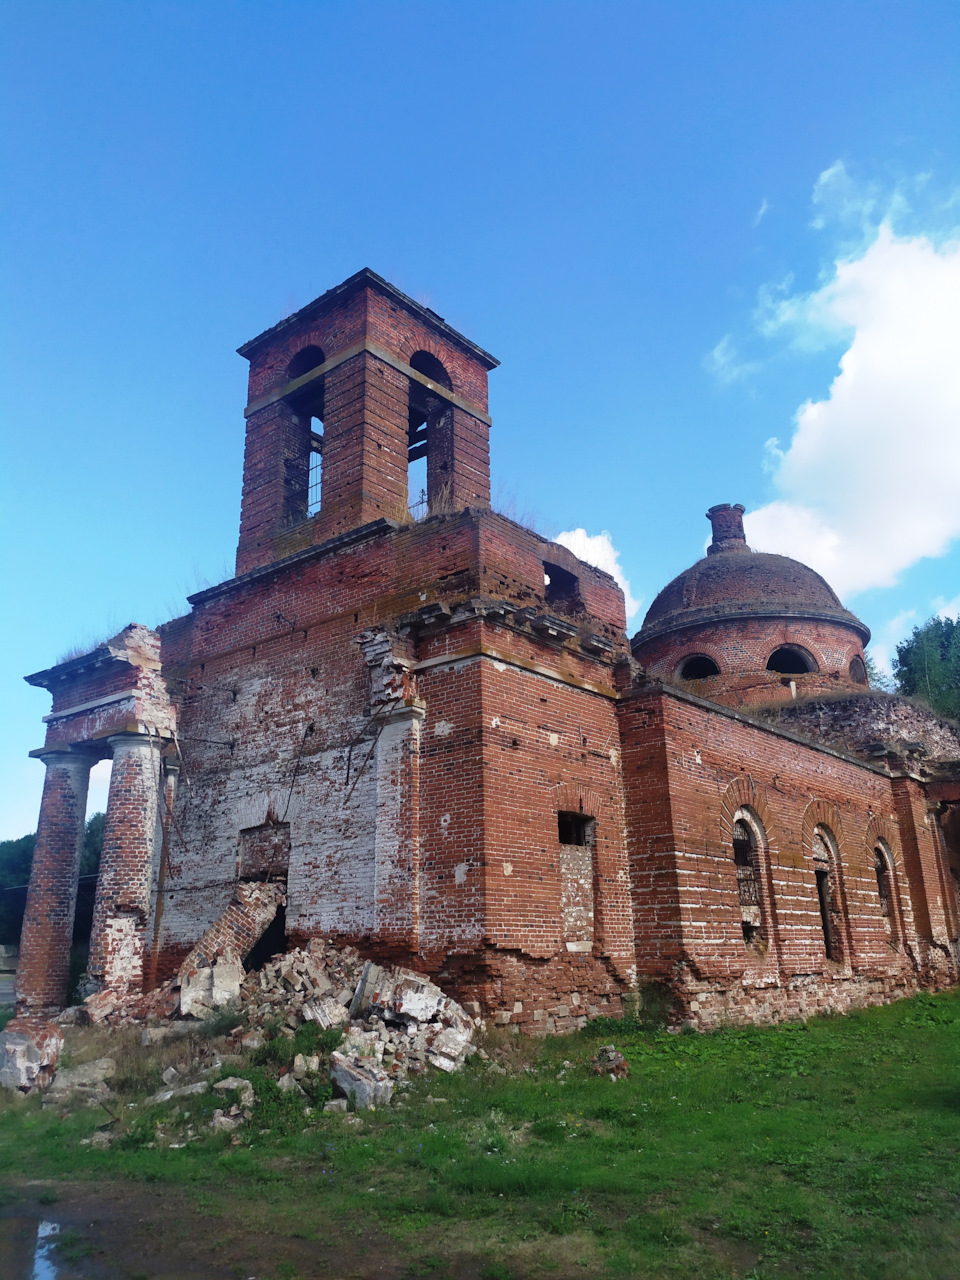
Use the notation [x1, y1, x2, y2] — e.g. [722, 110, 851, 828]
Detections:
[767, 645, 815, 675]
[680, 654, 720, 680]
[812, 828, 842, 960]
[285, 347, 326, 524]
[544, 562, 581, 613]
[308, 434, 323, 516]
[238, 821, 291, 882]
[407, 351, 452, 519]
[874, 845, 896, 940]
[408, 452, 427, 519]
[287, 345, 326, 383]
[558, 811, 594, 846]
[849, 656, 868, 685]
[732, 815, 763, 949]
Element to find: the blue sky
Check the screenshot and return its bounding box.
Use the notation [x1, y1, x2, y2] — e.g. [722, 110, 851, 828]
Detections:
[2, 1, 959, 839]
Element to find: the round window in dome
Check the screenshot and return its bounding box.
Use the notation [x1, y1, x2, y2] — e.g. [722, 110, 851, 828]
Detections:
[766, 645, 816, 675]
[679, 654, 721, 680]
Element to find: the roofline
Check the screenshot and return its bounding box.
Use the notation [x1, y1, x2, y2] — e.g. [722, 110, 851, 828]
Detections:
[236, 268, 500, 370]
[632, 605, 871, 648]
[25, 644, 115, 690]
[629, 681, 900, 777]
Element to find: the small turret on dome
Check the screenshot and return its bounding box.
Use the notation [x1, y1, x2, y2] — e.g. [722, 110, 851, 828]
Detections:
[632, 503, 872, 710]
[706, 503, 750, 555]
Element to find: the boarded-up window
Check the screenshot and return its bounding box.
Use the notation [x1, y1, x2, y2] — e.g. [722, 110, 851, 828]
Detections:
[558, 811, 595, 952]
[238, 822, 291, 881]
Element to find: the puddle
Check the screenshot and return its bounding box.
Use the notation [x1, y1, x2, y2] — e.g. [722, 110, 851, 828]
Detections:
[32, 1220, 61, 1279]
[0, 1216, 63, 1280]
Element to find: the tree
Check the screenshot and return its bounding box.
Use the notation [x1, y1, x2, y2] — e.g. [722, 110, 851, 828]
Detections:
[864, 652, 893, 692]
[893, 616, 960, 720]
[0, 833, 36, 946]
[0, 814, 104, 946]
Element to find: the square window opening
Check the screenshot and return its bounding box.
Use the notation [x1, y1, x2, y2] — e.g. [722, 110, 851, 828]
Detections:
[558, 811, 595, 846]
[544, 562, 581, 611]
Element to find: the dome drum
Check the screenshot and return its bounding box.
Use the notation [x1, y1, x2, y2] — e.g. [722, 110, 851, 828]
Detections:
[632, 504, 871, 710]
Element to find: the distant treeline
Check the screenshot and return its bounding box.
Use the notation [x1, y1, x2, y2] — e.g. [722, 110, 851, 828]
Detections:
[0, 813, 103, 946]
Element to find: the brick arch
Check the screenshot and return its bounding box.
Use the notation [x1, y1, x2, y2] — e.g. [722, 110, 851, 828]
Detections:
[673, 647, 725, 678]
[800, 799, 845, 862]
[865, 813, 908, 948]
[287, 330, 328, 365]
[719, 774, 782, 962]
[719, 774, 777, 852]
[555, 781, 607, 820]
[801, 798, 853, 964]
[865, 813, 903, 874]
[396, 336, 462, 395]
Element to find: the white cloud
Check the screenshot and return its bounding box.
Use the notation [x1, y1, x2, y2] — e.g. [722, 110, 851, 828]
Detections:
[934, 593, 960, 621]
[704, 334, 760, 385]
[553, 529, 641, 619]
[744, 222, 960, 597]
[753, 198, 770, 227]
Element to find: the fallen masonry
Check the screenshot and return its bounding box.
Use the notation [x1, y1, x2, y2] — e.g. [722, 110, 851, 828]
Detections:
[24, 939, 480, 1116]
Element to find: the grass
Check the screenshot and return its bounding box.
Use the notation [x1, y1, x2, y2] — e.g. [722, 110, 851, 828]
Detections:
[1, 989, 958, 1278]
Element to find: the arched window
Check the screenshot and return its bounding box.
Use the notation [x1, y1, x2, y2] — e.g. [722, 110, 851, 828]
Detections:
[286, 345, 326, 382]
[407, 351, 452, 517]
[767, 645, 817, 675]
[680, 654, 720, 680]
[285, 346, 326, 518]
[732, 810, 765, 951]
[812, 826, 843, 960]
[849, 656, 868, 685]
[874, 843, 898, 945]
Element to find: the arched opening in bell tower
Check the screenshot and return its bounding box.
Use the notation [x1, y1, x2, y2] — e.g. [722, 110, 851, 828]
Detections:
[407, 350, 452, 518]
[285, 345, 326, 518]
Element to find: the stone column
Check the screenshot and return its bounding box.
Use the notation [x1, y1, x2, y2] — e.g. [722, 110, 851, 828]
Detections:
[87, 732, 162, 993]
[15, 750, 92, 1015]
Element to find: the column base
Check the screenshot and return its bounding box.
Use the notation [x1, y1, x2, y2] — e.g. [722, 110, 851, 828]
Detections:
[0, 1016, 64, 1091]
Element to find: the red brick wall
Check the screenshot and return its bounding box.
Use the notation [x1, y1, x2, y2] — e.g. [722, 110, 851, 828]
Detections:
[619, 686, 955, 1025]
[151, 507, 633, 1023]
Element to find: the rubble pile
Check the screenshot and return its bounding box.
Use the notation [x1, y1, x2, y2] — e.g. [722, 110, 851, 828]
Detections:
[592, 1044, 630, 1079]
[57, 939, 483, 1112]
[232, 948, 480, 1109]
[236, 938, 365, 1029]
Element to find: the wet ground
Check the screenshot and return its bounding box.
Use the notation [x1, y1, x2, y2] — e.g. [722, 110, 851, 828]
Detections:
[0, 1180, 494, 1280]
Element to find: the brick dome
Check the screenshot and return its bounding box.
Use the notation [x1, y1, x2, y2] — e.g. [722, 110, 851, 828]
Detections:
[636, 504, 869, 646]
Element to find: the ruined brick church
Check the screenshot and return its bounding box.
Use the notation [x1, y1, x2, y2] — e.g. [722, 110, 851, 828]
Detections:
[8, 269, 960, 1064]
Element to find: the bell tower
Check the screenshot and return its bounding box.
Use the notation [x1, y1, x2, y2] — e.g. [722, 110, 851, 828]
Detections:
[234, 269, 499, 575]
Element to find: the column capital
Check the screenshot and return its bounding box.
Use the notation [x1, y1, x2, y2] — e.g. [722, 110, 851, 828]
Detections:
[28, 747, 95, 773]
[106, 730, 160, 755]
